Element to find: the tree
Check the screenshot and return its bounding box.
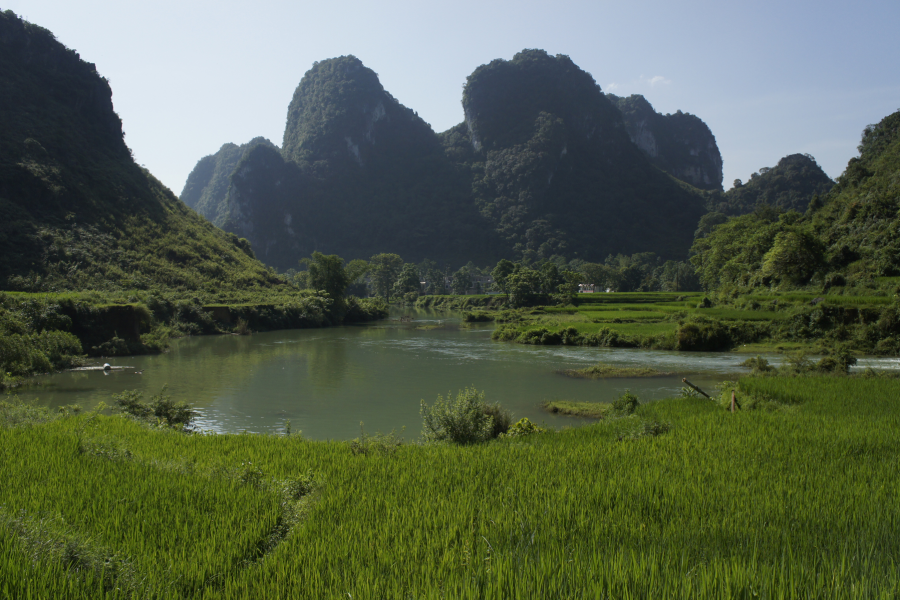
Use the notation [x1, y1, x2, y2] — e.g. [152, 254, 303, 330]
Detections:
[538, 262, 561, 294]
[558, 269, 581, 296]
[506, 267, 542, 307]
[345, 259, 370, 297]
[370, 253, 403, 299]
[761, 228, 825, 285]
[301, 252, 349, 319]
[417, 259, 447, 295]
[451, 267, 472, 295]
[579, 262, 619, 292]
[393, 263, 421, 296]
[491, 259, 517, 300]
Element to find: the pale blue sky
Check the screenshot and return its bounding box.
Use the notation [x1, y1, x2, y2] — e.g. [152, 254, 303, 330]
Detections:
[6, 0, 899, 195]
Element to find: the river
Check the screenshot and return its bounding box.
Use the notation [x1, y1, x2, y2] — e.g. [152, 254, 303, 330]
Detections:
[14, 309, 900, 439]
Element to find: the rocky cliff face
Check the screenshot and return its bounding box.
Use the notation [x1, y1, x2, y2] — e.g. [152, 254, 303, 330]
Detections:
[183, 51, 710, 268]
[188, 56, 491, 270]
[443, 50, 707, 261]
[219, 144, 309, 264]
[180, 137, 276, 225]
[608, 94, 723, 191]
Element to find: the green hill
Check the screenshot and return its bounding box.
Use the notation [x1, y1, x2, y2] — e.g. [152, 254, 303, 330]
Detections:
[691, 111, 900, 291]
[180, 137, 276, 226]
[708, 153, 834, 216]
[445, 50, 707, 262]
[0, 10, 283, 293]
[608, 93, 723, 191]
[194, 56, 495, 270]
[811, 111, 900, 282]
[184, 51, 709, 268]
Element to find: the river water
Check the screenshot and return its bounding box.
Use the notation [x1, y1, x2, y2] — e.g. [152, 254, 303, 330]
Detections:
[15, 309, 900, 439]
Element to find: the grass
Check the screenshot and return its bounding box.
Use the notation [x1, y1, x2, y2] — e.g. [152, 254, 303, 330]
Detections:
[574, 292, 704, 304]
[541, 400, 613, 418]
[581, 309, 670, 321]
[559, 361, 670, 379]
[746, 293, 894, 306]
[733, 341, 815, 354]
[484, 289, 900, 354]
[3, 376, 900, 597]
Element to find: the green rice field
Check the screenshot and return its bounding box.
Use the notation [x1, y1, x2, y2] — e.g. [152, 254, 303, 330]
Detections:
[489, 288, 899, 352]
[2, 375, 899, 598]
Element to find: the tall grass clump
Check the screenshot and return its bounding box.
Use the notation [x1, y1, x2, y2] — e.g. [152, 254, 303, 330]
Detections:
[420, 387, 509, 444]
[113, 385, 199, 428]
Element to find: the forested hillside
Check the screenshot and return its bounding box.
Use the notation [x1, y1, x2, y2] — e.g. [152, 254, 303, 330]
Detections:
[692, 111, 900, 291]
[185, 56, 495, 270]
[180, 137, 276, 226]
[0, 10, 284, 292]
[707, 153, 834, 216]
[185, 51, 711, 268]
[446, 50, 707, 262]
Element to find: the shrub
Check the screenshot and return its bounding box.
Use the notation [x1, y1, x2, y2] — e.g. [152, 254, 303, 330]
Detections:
[349, 423, 403, 456]
[612, 390, 640, 415]
[816, 345, 857, 373]
[618, 421, 672, 441]
[483, 403, 512, 438]
[676, 321, 733, 351]
[501, 417, 546, 438]
[113, 385, 198, 428]
[462, 311, 494, 323]
[235, 318, 251, 335]
[741, 355, 775, 374]
[420, 387, 498, 444]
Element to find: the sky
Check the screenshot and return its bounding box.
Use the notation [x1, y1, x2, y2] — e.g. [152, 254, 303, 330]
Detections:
[6, 0, 899, 195]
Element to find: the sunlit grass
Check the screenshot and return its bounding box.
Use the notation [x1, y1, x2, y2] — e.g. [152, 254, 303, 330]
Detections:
[582, 310, 670, 321]
[699, 308, 786, 321]
[3, 376, 900, 596]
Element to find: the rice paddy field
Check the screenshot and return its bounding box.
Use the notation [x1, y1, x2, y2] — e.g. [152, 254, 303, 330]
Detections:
[491, 289, 899, 353]
[2, 375, 899, 598]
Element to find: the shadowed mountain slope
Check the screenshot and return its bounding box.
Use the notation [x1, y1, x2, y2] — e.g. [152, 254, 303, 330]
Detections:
[184, 50, 710, 268]
[0, 10, 283, 292]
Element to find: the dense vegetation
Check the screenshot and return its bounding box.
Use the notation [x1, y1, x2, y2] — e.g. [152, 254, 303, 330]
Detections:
[184, 50, 711, 268]
[0, 10, 284, 294]
[3, 376, 899, 597]
[484, 286, 899, 356]
[180, 137, 276, 225]
[706, 153, 834, 215]
[0, 287, 386, 388]
[192, 56, 497, 271]
[0, 12, 390, 384]
[608, 93, 723, 191]
[693, 111, 900, 291]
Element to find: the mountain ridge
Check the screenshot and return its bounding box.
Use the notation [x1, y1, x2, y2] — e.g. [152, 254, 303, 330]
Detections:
[184, 50, 711, 268]
[0, 9, 284, 292]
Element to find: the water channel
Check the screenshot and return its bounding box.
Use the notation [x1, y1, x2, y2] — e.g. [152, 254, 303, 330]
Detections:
[17, 309, 900, 439]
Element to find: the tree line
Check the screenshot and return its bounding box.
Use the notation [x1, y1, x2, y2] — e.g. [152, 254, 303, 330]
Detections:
[287, 251, 702, 307]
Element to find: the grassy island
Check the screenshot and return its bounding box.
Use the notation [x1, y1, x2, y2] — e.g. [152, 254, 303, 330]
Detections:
[559, 361, 670, 379]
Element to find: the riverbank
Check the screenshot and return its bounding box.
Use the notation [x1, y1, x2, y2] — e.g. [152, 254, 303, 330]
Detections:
[2, 375, 898, 597]
[0, 290, 387, 388]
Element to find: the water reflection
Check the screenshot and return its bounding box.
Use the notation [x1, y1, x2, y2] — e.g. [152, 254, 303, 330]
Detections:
[17, 310, 900, 440]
